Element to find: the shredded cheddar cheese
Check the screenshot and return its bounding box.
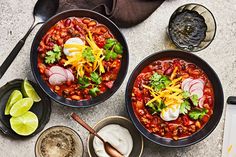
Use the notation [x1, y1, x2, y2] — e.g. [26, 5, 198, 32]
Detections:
[144, 77, 183, 108]
[64, 30, 105, 77]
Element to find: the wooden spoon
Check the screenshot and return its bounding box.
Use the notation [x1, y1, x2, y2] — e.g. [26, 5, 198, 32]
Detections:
[71, 112, 124, 157]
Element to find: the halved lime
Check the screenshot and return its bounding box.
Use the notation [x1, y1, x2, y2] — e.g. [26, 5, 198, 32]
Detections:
[10, 98, 34, 117]
[10, 111, 38, 136]
[4, 90, 23, 115]
[22, 79, 41, 102]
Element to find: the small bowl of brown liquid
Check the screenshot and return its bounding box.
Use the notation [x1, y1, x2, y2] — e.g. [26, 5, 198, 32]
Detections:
[167, 3, 216, 52]
[35, 126, 83, 157]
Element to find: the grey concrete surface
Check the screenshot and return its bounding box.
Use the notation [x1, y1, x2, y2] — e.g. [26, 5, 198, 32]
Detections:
[0, 0, 235, 156]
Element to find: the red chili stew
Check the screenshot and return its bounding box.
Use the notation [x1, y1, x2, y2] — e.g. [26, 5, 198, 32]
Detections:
[37, 17, 123, 101]
[132, 58, 214, 140]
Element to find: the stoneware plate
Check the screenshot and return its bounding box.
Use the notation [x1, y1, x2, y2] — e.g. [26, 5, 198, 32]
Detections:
[0, 79, 51, 138]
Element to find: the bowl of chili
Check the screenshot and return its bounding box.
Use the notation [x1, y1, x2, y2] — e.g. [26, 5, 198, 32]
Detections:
[126, 50, 223, 147]
[30, 9, 129, 107]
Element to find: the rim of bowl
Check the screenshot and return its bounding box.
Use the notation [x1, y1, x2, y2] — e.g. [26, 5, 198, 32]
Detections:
[125, 49, 224, 147]
[87, 116, 144, 157]
[30, 9, 129, 108]
[34, 125, 84, 157]
[167, 3, 217, 52]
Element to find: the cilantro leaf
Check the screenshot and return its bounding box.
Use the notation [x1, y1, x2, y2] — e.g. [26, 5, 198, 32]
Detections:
[104, 38, 116, 49]
[90, 72, 102, 84]
[89, 87, 100, 96]
[53, 44, 61, 53]
[113, 42, 123, 54]
[189, 108, 208, 120]
[105, 50, 117, 60]
[182, 91, 191, 99]
[150, 73, 171, 92]
[191, 94, 199, 106]
[180, 100, 191, 114]
[147, 101, 166, 114]
[78, 76, 90, 89]
[45, 44, 61, 64]
[82, 47, 95, 62]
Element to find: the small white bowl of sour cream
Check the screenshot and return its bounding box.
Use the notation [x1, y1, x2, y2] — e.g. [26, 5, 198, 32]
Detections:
[87, 116, 143, 157]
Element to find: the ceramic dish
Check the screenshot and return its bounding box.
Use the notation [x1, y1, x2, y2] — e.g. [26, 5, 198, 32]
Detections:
[87, 116, 143, 157]
[0, 79, 51, 138]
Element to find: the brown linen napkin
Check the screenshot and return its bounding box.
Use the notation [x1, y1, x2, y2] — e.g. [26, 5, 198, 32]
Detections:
[58, 0, 165, 28]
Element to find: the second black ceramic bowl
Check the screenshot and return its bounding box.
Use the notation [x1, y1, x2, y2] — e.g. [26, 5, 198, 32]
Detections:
[30, 9, 129, 108]
[125, 50, 224, 147]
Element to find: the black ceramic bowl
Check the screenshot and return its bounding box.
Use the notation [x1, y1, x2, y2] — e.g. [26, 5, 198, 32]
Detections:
[30, 9, 129, 108]
[125, 50, 224, 147]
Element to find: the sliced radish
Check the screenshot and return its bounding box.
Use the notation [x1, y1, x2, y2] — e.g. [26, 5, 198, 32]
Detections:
[181, 78, 193, 90]
[190, 82, 204, 91]
[191, 88, 203, 99]
[49, 73, 67, 85]
[182, 78, 193, 91]
[198, 97, 205, 108]
[190, 79, 204, 86]
[50, 66, 68, 78]
[45, 68, 53, 77]
[66, 69, 74, 81]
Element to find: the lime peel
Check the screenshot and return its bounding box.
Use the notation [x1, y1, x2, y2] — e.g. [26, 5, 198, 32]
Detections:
[4, 90, 23, 115]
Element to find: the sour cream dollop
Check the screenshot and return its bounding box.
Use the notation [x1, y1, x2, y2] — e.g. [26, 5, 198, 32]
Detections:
[160, 104, 180, 121]
[63, 37, 84, 56]
[93, 124, 133, 157]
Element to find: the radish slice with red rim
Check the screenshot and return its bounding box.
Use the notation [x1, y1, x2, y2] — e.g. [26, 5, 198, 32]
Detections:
[45, 68, 53, 77]
[50, 66, 68, 79]
[49, 73, 67, 85]
[191, 88, 203, 99]
[199, 97, 205, 108]
[66, 69, 74, 81]
[190, 82, 204, 91]
[182, 78, 193, 92]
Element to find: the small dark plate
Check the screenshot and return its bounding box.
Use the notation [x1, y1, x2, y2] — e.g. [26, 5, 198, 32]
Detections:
[0, 79, 51, 139]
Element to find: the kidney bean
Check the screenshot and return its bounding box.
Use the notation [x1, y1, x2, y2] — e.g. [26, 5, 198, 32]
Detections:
[64, 19, 71, 27]
[74, 25, 81, 31]
[164, 67, 174, 75]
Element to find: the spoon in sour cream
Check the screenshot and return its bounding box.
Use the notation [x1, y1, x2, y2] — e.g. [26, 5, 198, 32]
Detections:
[71, 113, 124, 157]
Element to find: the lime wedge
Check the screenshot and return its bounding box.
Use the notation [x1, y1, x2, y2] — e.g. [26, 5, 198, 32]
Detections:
[4, 90, 23, 115]
[22, 79, 41, 102]
[10, 98, 34, 117]
[10, 111, 38, 136]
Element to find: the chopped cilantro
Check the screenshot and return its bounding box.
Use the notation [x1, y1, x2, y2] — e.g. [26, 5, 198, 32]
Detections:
[150, 73, 171, 92]
[189, 108, 208, 120]
[182, 91, 191, 99]
[191, 94, 199, 106]
[90, 72, 102, 85]
[89, 87, 100, 96]
[147, 101, 166, 114]
[45, 44, 61, 64]
[78, 76, 90, 89]
[104, 38, 123, 61]
[82, 47, 95, 62]
[180, 100, 191, 114]
[104, 50, 117, 60]
[104, 38, 116, 49]
[113, 42, 123, 54]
